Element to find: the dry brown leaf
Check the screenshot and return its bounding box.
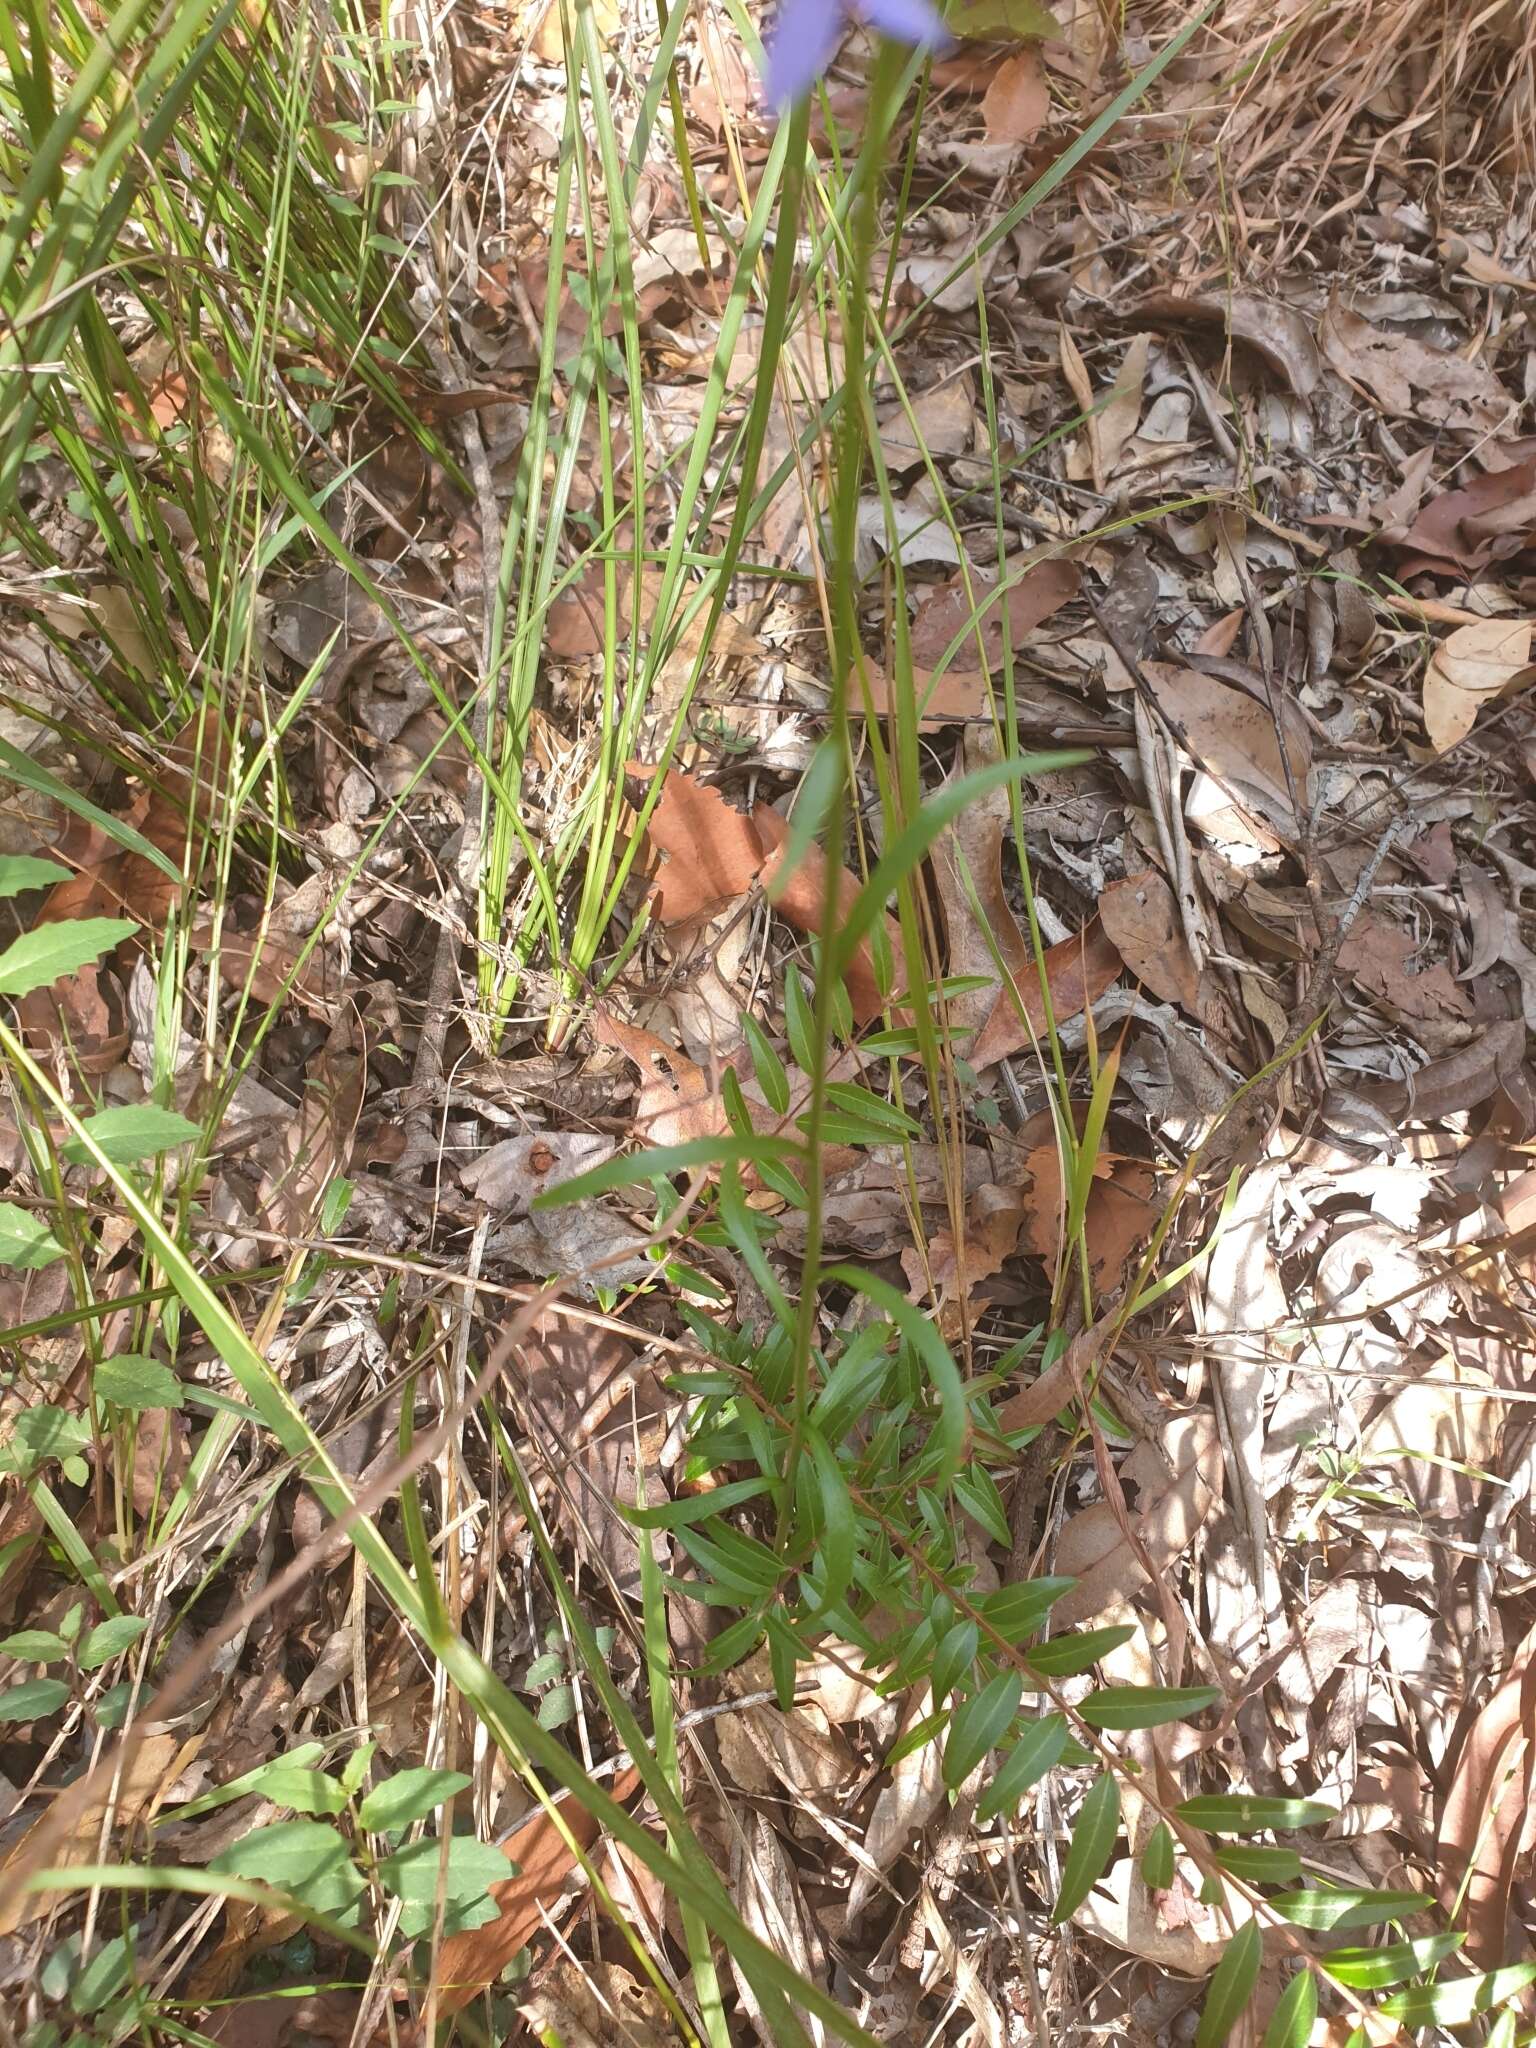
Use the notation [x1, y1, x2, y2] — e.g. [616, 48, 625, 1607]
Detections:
[982, 46, 1050, 142]
[1090, 333, 1151, 488]
[932, 730, 1120, 1063]
[1338, 912, 1472, 1022]
[529, 0, 617, 60]
[19, 708, 231, 1066]
[1436, 1622, 1536, 1965]
[1142, 661, 1313, 843]
[1360, 1018, 1527, 1123]
[692, 4, 754, 135]
[1017, 1143, 1156, 1293]
[901, 1181, 1029, 1306]
[256, 1022, 363, 1237]
[968, 921, 1122, 1067]
[992, 1313, 1116, 1433]
[519, 1959, 678, 2048]
[434, 1768, 642, 2011]
[908, 555, 1080, 671]
[876, 376, 975, 470]
[639, 769, 898, 1022]
[591, 1009, 731, 1148]
[729, 1809, 828, 2046]
[1422, 616, 1533, 753]
[1320, 303, 1510, 433]
[0, 1730, 203, 1934]
[548, 561, 765, 668]
[1099, 870, 1202, 1012]
[1396, 456, 1536, 575]
[848, 1693, 947, 1922]
[1052, 1412, 1224, 1627]
[461, 1131, 619, 1212]
[1134, 289, 1321, 398]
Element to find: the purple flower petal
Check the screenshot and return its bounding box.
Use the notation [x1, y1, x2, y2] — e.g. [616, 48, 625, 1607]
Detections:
[764, 0, 849, 104]
[858, 0, 951, 48]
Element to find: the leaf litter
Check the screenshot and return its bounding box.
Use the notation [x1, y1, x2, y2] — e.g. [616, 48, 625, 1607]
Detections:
[7, 0, 1536, 2041]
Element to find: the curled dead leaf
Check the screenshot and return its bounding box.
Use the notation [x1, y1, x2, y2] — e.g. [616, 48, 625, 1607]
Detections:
[1135, 288, 1321, 398]
[1422, 616, 1533, 754]
[1436, 1623, 1536, 1965]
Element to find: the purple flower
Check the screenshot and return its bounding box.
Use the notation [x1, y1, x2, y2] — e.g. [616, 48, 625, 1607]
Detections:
[763, 0, 951, 106]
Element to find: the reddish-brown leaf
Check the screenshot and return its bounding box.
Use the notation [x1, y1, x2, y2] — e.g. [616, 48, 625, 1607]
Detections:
[1098, 870, 1202, 1012]
[591, 1009, 732, 1148]
[639, 769, 899, 1023]
[434, 1768, 643, 2011]
[901, 1180, 1029, 1306]
[982, 46, 1051, 142]
[1397, 456, 1536, 576]
[969, 920, 1122, 1067]
[1017, 1143, 1156, 1293]
[1436, 1623, 1536, 1964]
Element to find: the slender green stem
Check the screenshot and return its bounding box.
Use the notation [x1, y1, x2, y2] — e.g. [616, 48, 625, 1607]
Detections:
[776, 40, 908, 1553]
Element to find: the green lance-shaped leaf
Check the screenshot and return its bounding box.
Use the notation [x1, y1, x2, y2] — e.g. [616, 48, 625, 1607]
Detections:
[1262, 1970, 1317, 2048]
[1052, 1772, 1120, 1923]
[1195, 1918, 1263, 2048]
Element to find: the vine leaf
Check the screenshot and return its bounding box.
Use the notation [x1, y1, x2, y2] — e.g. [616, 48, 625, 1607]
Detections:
[1052, 1772, 1120, 1923]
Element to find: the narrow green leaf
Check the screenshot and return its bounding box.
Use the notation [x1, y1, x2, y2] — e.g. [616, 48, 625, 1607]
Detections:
[805, 1431, 856, 1612]
[1141, 1821, 1175, 1890]
[821, 1083, 922, 1138]
[1485, 2008, 1519, 2048]
[1196, 1919, 1263, 2048]
[1324, 1933, 1464, 1990]
[1078, 1685, 1221, 1730]
[1052, 1773, 1121, 1922]
[1177, 1795, 1336, 1835]
[945, 1671, 1023, 1789]
[1380, 1964, 1536, 2027]
[61, 1105, 201, 1167]
[243, 1764, 349, 1817]
[0, 1201, 65, 1271]
[1026, 1624, 1136, 1678]
[1215, 1845, 1302, 1884]
[783, 966, 816, 1077]
[742, 1014, 790, 1115]
[358, 1767, 471, 1832]
[822, 1267, 966, 1487]
[0, 918, 135, 998]
[0, 856, 70, 898]
[952, 1465, 1011, 1549]
[930, 1620, 979, 1706]
[342, 1743, 376, 1798]
[533, 1135, 800, 1205]
[1268, 1887, 1433, 1932]
[626, 1476, 776, 1528]
[975, 1578, 1077, 1642]
[977, 1714, 1069, 1823]
[1262, 1970, 1317, 2048]
[0, 738, 182, 882]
